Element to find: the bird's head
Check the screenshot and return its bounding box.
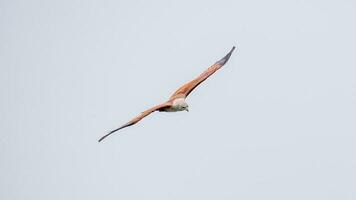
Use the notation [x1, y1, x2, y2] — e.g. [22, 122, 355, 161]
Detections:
[182, 104, 189, 112]
[180, 101, 189, 112]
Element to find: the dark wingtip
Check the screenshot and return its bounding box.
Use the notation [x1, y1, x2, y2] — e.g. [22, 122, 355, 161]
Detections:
[98, 127, 121, 142]
[98, 135, 106, 142]
[98, 132, 111, 143]
[216, 46, 236, 65]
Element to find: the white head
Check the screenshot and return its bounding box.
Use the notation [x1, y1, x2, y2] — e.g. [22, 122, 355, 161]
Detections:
[173, 98, 189, 112]
[180, 102, 189, 112]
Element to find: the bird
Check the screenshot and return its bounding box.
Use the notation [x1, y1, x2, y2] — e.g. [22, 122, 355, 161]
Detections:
[99, 46, 236, 142]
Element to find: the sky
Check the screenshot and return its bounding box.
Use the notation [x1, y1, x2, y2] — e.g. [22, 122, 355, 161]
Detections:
[1, 0, 356, 199]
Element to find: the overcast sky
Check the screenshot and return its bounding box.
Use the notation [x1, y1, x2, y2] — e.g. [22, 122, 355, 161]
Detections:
[1, 0, 356, 199]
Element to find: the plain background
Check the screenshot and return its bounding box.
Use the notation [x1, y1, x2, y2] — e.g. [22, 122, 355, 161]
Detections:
[1, 0, 356, 199]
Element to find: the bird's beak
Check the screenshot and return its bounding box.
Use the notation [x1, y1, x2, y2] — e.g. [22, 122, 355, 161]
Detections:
[186, 108, 189, 112]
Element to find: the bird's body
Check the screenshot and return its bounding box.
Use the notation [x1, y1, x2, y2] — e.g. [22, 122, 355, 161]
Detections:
[160, 98, 188, 112]
[99, 46, 236, 142]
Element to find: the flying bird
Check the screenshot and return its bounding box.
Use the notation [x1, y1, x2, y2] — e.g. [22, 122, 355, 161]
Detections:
[99, 46, 236, 142]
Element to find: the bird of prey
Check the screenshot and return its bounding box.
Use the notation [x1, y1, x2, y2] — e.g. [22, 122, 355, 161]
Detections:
[99, 46, 236, 142]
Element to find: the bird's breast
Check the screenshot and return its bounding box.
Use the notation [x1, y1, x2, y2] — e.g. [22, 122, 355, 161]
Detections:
[161, 106, 181, 112]
[161, 98, 187, 112]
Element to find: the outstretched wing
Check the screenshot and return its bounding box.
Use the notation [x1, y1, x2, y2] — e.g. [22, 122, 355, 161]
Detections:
[98, 102, 172, 142]
[169, 46, 236, 100]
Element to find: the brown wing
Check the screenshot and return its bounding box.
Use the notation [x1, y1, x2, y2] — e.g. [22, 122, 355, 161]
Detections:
[98, 102, 172, 142]
[169, 46, 236, 100]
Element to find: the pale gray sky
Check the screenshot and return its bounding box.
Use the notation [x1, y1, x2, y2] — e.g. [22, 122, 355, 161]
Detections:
[1, 0, 356, 199]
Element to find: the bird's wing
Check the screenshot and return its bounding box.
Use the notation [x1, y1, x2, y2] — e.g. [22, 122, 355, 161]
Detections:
[98, 102, 172, 142]
[169, 46, 236, 100]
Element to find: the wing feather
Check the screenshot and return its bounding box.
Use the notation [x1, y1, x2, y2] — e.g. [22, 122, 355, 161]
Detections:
[170, 46, 236, 100]
[98, 102, 172, 142]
